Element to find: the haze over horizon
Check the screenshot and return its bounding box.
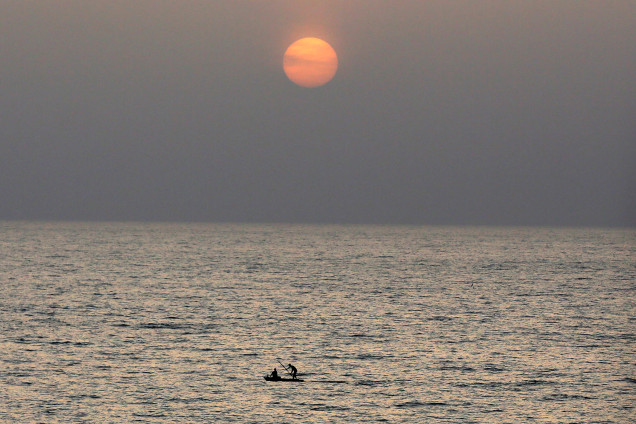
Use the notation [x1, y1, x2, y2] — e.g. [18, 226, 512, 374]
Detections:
[2, 1, 635, 227]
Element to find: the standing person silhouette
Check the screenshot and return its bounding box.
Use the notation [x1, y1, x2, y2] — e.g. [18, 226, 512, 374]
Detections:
[288, 363, 297, 379]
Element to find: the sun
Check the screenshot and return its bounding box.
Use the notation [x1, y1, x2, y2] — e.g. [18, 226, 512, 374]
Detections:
[283, 37, 338, 88]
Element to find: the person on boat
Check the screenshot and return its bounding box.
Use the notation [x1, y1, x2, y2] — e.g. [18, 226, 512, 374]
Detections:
[288, 363, 297, 379]
[270, 368, 279, 379]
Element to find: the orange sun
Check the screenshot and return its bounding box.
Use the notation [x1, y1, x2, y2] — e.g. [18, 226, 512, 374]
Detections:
[283, 37, 338, 88]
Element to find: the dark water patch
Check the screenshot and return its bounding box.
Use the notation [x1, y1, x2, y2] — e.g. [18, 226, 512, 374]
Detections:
[396, 400, 448, 408]
[69, 393, 102, 400]
[533, 368, 562, 376]
[4, 372, 32, 378]
[591, 333, 636, 342]
[356, 380, 383, 386]
[621, 377, 636, 384]
[441, 365, 475, 372]
[516, 379, 556, 387]
[617, 333, 635, 341]
[132, 412, 167, 418]
[457, 381, 506, 388]
[482, 262, 519, 271]
[542, 393, 594, 401]
[309, 404, 351, 411]
[571, 314, 604, 321]
[356, 354, 386, 360]
[515, 292, 543, 297]
[484, 365, 506, 372]
[166, 397, 212, 404]
[137, 322, 189, 329]
[428, 315, 453, 321]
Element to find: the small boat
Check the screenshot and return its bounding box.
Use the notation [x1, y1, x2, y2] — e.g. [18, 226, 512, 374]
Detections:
[264, 375, 304, 382]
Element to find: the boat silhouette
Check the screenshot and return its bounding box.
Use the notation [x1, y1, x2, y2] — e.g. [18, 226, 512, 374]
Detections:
[264, 375, 304, 382]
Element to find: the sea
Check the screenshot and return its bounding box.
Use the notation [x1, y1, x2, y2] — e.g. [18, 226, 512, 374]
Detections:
[0, 221, 634, 423]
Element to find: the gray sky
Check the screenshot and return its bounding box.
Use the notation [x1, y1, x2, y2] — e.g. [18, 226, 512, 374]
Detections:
[2, 1, 635, 226]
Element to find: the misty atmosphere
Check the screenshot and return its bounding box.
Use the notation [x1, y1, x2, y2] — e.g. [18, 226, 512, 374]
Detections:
[2, 1, 634, 226]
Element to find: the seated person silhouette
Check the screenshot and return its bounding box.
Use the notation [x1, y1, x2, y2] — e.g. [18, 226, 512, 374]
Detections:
[270, 368, 279, 379]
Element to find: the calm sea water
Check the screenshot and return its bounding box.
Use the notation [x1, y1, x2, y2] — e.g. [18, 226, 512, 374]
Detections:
[1, 222, 634, 423]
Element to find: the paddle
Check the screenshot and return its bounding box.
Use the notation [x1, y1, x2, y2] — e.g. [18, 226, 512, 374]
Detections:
[277, 359, 293, 377]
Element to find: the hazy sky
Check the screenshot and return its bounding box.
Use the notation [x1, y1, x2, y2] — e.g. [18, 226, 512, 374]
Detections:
[2, 1, 635, 226]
